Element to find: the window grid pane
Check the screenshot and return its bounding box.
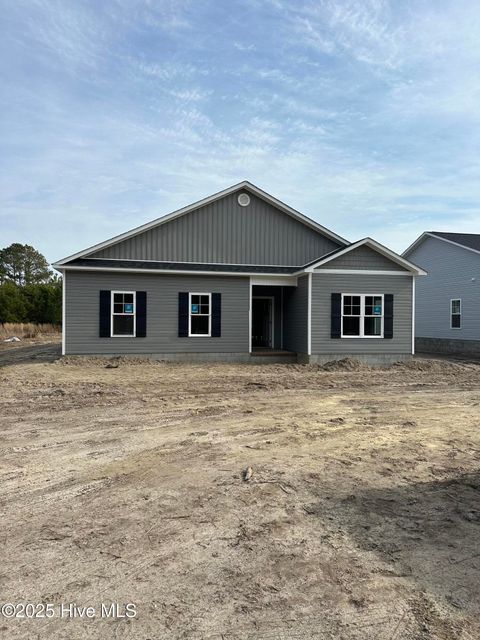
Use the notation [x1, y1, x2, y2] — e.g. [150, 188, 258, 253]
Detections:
[190, 294, 210, 316]
[343, 317, 360, 335]
[113, 315, 134, 335]
[451, 300, 461, 314]
[191, 315, 209, 335]
[112, 292, 135, 317]
[364, 317, 382, 336]
[343, 295, 361, 316]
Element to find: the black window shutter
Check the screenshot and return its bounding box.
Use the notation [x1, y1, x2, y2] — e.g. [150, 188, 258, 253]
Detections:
[99, 290, 111, 338]
[178, 292, 189, 337]
[211, 293, 221, 337]
[384, 294, 394, 339]
[331, 293, 342, 339]
[136, 291, 147, 337]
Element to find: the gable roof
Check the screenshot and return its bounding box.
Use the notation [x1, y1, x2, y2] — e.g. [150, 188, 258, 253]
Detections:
[403, 231, 480, 258]
[300, 237, 427, 275]
[53, 181, 349, 267]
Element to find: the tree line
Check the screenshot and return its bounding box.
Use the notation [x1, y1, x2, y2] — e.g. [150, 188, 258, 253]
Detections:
[0, 243, 62, 325]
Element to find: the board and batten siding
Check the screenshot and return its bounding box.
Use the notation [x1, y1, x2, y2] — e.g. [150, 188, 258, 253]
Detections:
[315, 245, 406, 271]
[65, 271, 249, 355]
[406, 235, 480, 340]
[282, 276, 309, 354]
[311, 273, 413, 354]
[89, 191, 341, 266]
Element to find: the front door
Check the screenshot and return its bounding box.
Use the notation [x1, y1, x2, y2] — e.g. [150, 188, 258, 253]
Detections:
[252, 297, 273, 348]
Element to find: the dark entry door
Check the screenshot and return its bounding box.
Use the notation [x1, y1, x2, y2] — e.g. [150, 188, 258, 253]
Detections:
[252, 297, 273, 348]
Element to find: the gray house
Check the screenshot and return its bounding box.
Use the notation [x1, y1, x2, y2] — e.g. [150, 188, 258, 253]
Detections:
[53, 181, 425, 364]
[403, 232, 480, 355]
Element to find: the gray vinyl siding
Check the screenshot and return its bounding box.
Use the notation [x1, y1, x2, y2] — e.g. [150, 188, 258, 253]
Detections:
[406, 235, 480, 340]
[65, 271, 249, 355]
[282, 276, 309, 354]
[315, 245, 406, 271]
[89, 191, 341, 266]
[311, 273, 412, 354]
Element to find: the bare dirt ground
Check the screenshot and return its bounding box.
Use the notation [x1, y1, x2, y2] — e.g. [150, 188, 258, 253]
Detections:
[1, 350, 480, 639]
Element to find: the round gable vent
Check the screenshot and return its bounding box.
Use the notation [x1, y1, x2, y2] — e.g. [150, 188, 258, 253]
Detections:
[238, 192, 250, 207]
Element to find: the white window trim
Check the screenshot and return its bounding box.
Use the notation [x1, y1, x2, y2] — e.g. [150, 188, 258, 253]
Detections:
[450, 298, 462, 329]
[188, 292, 211, 337]
[111, 290, 136, 337]
[341, 293, 384, 339]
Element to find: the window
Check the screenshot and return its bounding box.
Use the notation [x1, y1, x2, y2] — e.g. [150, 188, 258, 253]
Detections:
[111, 291, 135, 337]
[342, 294, 383, 338]
[189, 293, 211, 336]
[451, 299, 461, 329]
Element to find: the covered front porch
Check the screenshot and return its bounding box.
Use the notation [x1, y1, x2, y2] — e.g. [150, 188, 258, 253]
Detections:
[248, 276, 309, 359]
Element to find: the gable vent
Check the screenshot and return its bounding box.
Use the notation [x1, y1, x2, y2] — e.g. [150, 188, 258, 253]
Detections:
[238, 192, 250, 207]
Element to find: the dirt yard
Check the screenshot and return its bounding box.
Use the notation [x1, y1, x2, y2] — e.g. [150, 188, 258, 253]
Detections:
[1, 351, 480, 639]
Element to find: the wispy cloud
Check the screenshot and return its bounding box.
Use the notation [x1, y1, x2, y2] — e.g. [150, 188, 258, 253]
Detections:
[1, 0, 480, 260]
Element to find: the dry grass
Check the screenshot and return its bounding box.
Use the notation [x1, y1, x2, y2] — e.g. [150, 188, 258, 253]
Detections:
[0, 322, 60, 339]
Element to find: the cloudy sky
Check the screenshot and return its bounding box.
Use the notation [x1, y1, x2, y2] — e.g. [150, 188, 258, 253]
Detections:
[1, 0, 480, 262]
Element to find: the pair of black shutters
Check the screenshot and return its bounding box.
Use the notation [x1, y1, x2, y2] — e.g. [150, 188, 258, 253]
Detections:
[330, 293, 394, 339]
[99, 290, 221, 338]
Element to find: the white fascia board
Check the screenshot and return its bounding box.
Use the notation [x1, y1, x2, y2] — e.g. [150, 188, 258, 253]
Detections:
[54, 180, 349, 266]
[299, 237, 427, 275]
[55, 265, 299, 278]
[310, 269, 416, 276]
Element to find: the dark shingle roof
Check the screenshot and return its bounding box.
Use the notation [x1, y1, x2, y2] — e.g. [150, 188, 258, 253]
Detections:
[70, 258, 301, 274]
[432, 232, 480, 252]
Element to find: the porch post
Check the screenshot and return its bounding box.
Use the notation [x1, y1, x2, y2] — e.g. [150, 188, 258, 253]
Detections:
[411, 276, 415, 355]
[307, 272, 312, 356]
[248, 277, 252, 353]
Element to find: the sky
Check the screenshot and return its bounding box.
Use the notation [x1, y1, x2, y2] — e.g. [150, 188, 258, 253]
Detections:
[1, 0, 480, 263]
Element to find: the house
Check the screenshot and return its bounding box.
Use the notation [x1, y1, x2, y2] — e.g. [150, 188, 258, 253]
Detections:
[53, 181, 425, 364]
[403, 232, 480, 355]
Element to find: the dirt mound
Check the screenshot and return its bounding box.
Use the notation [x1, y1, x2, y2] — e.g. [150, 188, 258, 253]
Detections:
[393, 358, 469, 373]
[321, 358, 371, 372]
[54, 355, 162, 367]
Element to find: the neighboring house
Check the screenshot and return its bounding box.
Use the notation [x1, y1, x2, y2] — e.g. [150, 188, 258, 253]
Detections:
[403, 232, 480, 355]
[53, 181, 425, 364]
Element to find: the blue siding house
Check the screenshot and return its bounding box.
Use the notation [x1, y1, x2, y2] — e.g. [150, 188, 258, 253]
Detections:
[403, 232, 480, 355]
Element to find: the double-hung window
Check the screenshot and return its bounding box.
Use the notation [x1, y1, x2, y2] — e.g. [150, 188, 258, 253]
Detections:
[342, 294, 383, 338]
[111, 291, 136, 337]
[189, 293, 211, 336]
[451, 299, 461, 329]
